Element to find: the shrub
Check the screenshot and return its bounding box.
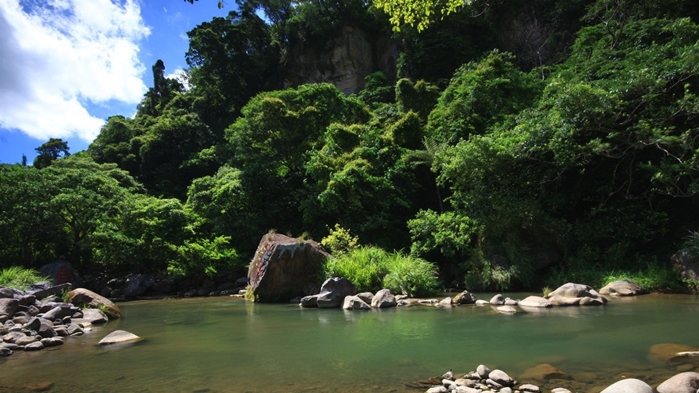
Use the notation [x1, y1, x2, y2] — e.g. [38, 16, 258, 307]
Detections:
[0, 266, 49, 290]
[324, 247, 389, 292]
[321, 224, 359, 256]
[382, 253, 439, 297]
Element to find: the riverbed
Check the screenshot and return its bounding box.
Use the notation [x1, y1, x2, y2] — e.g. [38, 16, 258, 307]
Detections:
[1, 293, 698, 392]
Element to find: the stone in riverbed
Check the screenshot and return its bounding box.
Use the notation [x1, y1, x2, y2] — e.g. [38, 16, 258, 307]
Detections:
[599, 279, 647, 296]
[300, 295, 318, 308]
[3, 331, 27, 343]
[546, 282, 607, 306]
[489, 370, 515, 387]
[656, 372, 699, 393]
[15, 335, 38, 345]
[477, 365, 491, 379]
[98, 330, 142, 345]
[496, 305, 517, 314]
[650, 343, 699, 363]
[0, 347, 12, 356]
[519, 296, 551, 308]
[453, 290, 477, 305]
[371, 289, 397, 308]
[426, 386, 448, 393]
[0, 298, 19, 317]
[519, 364, 572, 381]
[436, 297, 453, 308]
[24, 341, 45, 351]
[342, 295, 370, 310]
[79, 308, 109, 324]
[40, 337, 64, 347]
[356, 292, 374, 304]
[490, 294, 505, 305]
[65, 288, 121, 319]
[518, 384, 540, 393]
[455, 386, 479, 393]
[318, 277, 357, 308]
[599, 378, 653, 393]
[475, 300, 489, 306]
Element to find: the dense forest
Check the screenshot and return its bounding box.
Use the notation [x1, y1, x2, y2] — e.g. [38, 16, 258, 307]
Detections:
[2, 0, 699, 293]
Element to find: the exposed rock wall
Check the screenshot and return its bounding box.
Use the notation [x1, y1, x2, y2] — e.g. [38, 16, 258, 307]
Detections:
[283, 25, 399, 95]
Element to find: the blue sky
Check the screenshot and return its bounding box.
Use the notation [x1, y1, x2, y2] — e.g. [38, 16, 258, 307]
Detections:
[0, 0, 231, 164]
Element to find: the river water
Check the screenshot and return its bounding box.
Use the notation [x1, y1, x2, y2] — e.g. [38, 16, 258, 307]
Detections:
[1, 293, 698, 393]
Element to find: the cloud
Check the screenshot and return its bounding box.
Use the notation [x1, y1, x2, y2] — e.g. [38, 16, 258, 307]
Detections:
[166, 68, 191, 90]
[0, 0, 150, 142]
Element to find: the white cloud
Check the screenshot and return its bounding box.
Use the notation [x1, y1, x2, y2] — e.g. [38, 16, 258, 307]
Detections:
[0, 0, 150, 142]
[166, 68, 190, 90]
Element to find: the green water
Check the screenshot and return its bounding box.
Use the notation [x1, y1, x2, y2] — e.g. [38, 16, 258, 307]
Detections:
[1, 294, 698, 393]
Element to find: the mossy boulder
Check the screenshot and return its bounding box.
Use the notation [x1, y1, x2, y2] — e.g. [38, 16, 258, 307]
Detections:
[65, 288, 122, 319]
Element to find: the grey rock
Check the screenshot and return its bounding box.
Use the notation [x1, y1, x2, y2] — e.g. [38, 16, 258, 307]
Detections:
[453, 290, 477, 305]
[487, 379, 504, 389]
[24, 341, 45, 351]
[98, 329, 142, 345]
[489, 370, 514, 387]
[317, 277, 357, 308]
[54, 326, 69, 337]
[2, 331, 27, 343]
[600, 378, 653, 393]
[342, 295, 371, 310]
[518, 384, 540, 393]
[15, 335, 38, 345]
[40, 337, 64, 347]
[38, 261, 77, 286]
[496, 305, 517, 314]
[25, 317, 55, 338]
[0, 298, 19, 317]
[41, 306, 63, 321]
[475, 300, 489, 306]
[477, 365, 491, 379]
[672, 249, 699, 281]
[65, 288, 122, 319]
[490, 294, 505, 305]
[28, 282, 73, 300]
[100, 286, 113, 298]
[551, 389, 571, 393]
[124, 274, 154, 298]
[504, 298, 518, 306]
[0, 287, 14, 298]
[437, 297, 453, 308]
[455, 386, 480, 393]
[657, 372, 699, 393]
[0, 347, 11, 356]
[356, 292, 374, 304]
[519, 296, 552, 308]
[18, 294, 36, 306]
[547, 282, 607, 306]
[66, 323, 84, 336]
[300, 295, 318, 308]
[427, 387, 448, 393]
[500, 388, 513, 393]
[79, 308, 108, 324]
[599, 279, 647, 296]
[371, 289, 397, 308]
[455, 379, 477, 387]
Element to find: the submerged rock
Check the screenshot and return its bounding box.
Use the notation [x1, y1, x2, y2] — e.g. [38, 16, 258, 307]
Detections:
[519, 363, 572, 381]
[98, 330, 142, 345]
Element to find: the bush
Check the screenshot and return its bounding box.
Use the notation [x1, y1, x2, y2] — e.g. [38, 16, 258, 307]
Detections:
[324, 246, 440, 296]
[324, 247, 389, 292]
[382, 253, 439, 297]
[321, 224, 359, 256]
[0, 266, 49, 290]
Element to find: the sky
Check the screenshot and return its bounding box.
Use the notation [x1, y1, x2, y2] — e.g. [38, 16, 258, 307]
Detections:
[0, 0, 232, 164]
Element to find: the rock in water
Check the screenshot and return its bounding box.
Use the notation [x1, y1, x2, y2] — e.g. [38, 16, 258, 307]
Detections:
[657, 372, 699, 393]
[599, 378, 653, 393]
[452, 290, 477, 305]
[519, 296, 552, 308]
[342, 295, 370, 310]
[247, 233, 329, 302]
[98, 330, 142, 345]
[65, 288, 122, 319]
[599, 279, 647, 296]
[371, 289, 397, 308]
[317, 277, 357, 308]
[546, 282, 607, 306]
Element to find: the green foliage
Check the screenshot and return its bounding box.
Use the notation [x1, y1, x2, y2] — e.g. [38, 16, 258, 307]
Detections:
[395, 78, 440, 120]
[372, 0, 466, 32]
[0, 267, 48, 290]
[382, 252, 439, 297]
[324, 247, 390, 292]
[173, 236, 240, 278]
[33, 138, 70, 169]
[320, 224, 359, 256]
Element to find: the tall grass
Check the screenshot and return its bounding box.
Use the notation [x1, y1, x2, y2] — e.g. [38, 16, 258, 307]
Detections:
[0, 266, 49, 290]
[543, 262, 685, 293]
[324, 246, 439, 296]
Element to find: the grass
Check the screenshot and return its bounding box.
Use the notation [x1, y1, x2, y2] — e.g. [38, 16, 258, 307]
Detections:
[543, 262, 686, 293]
[0, 266, 50, 290]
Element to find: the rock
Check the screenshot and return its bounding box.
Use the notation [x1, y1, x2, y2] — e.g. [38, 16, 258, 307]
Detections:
[123, 274, 154, 298]
[38, 261, 76, 285]
[600, 378, 653, 393]
[66, 323, 84, 336]
[15, 335, 38, 345]
[477, 365, 491, 379]
[23, 382, 54, 392]
[519, 364, 572, 381]
[475, 300, 489, 306]
[18, 294, 36, 306]
[672, 249, 699, 282]
[27, 282, 73, 300]
[98, 330, 143, 345]
[79, 308, 109, 324]
[546, 283, 607, 306]
[455, 379, 477, 387]
[342, 295, 371, 310]
[500, 387, 513, 393]
[518, 384, 541, 393]
[300, 295, 318, 308]
[426, 386, 448, 393]
[247, 233, 329, 302]
[437, 297, 453, 308]
[519, 296, 552, 308]
[24, 341, 45, 351]
[25, 317, 55, 338]
[455, 387, 479, 393]
[40, 337, 64, 347]
[371, 289, 397, 308]
[504, 298, 518, 306]
[317, 277, 357, 308]
[0, 298, 19, 317]
[357, 292, 374, 304]
[657, 372, 699, 393]
[490, 294, 505, 305]
[152, 279, 174, 294]
[2, 331, 27, 343]
[453, 290, 477, 305]
[487, 378, 504, 388]
[0, 347, 11, 356]
[599, 280, 648, 296]
[579, 296, 606, 306]
[0, 287, 14, 298]
[65, 288, 122, 319]
[54, 326, 69, 337]
[551, 388, 571, 393]
[650, 344, 699, 363]
[496, 305, 517, 314]
[489, 370, 515, 387]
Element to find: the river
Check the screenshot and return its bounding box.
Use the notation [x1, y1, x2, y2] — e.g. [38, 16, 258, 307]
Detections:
[1, 293, 698, 392]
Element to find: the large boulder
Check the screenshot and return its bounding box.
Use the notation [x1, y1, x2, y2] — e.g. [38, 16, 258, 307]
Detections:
[657, 372, 699, 393]
[26, 282, 73, 300]
[123, 274, 154, 298]
[247, 233, 329, 302]
[371, 289, 397, 308]
[79, 308, 109, 324]
[546, 283, 607, 306]
[671, 249, 699, 282]
[38, 261, 76, 285]
[98, 330, 142, 345]
[342, 295, 370, 310]
[599, 280, 647, 296]
[519, 296, 552, 308]
[317, 277, 357, 308]
[65, 288, 122, 319]
[600, 378, 653, 393]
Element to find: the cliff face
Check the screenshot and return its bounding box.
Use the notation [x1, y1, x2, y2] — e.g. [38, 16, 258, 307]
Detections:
[283, 25, 399, 95]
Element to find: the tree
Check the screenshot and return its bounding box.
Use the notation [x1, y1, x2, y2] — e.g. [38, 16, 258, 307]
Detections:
[33, 138, 70, 169]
